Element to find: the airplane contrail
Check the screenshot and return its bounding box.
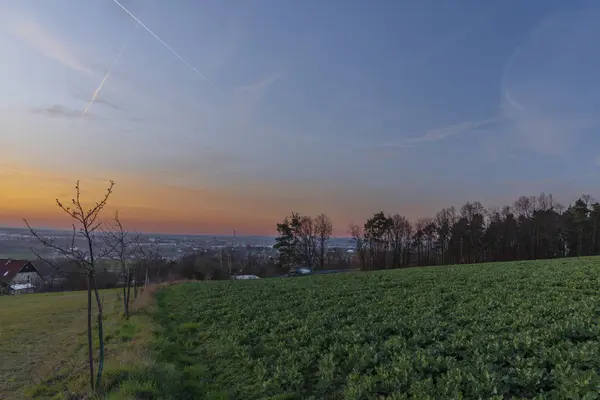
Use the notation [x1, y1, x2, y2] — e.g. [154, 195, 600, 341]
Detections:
[84, 23, 138, 115]
[110, 0, 223, 95]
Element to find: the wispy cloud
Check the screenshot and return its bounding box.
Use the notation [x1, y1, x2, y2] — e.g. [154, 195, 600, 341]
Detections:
[31, 105, 87, 118]
[501, 87, 592, 158]
[499, 6, 600, 157]
[502, 90, 526, 113]
[86, 97, 121, 111]
[237, 73, 283, 94]
[374, 118, 496, 150]
[72, 92, 122, 111]
[224, 73, 283, 126]
[6, 18, 92, 75]
[405, 119, 497, 144]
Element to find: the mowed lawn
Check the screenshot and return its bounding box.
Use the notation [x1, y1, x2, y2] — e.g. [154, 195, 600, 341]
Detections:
[0, 289, 126, 399]
[146, 257, 600, 399]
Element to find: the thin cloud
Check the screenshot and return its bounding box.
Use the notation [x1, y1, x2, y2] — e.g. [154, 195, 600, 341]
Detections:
[405, 119, 497, 144]
[503, 90, 526, 113]
[87, 97, 121, 111]
[223, 73, 284, 128]
[31, 105, 87, 119]
[6, 18, 92, 75]
[237, 73, 283, 93]
[499, 6, 600, 157]
[374, 118, 497, 151]
[72, 93, 122, 111]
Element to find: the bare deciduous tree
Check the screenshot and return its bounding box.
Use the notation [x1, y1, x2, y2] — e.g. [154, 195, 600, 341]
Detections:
[314, 213, 333, 270]
[388, 214, 410, 268]
[296, 215, 317, 267]
[103, 211, 133, 319]
[349, 222, 366, 270]
[514, 196, 535, 219]
[133, 236, 164, 293]
[24, 180, 114, 392]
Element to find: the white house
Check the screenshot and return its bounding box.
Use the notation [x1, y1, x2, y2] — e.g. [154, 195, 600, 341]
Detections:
[0, 259, 43, 294]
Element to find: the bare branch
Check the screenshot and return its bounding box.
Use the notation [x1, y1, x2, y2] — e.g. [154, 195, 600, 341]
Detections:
[27, 245, 88, 277]
[56, 198, 84, 224]
[86, 181, 115, 228]
[24, 219, 93, 270]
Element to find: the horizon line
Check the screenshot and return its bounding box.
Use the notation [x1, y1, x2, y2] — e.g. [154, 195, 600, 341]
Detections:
[0, 225, 354, 240]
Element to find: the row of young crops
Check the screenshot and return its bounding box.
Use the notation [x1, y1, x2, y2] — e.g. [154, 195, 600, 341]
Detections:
[148, 257, 600, 399]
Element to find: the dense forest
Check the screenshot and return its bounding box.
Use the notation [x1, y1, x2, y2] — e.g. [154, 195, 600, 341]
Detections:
[276, 193, 600, 270]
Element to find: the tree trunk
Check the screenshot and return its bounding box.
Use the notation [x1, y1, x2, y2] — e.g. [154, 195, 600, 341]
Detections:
[441, 241, 445, 265]
[92, 277, 105, 390]
[531, 227, 536, 260]
[87, 273, 95, 391]
[427, 241, 431, 266]
[578, 227, 583, 257]
[319, 241, 325, 270]
[123, 267, 129, 319]
[593, 222, 597, 254]
[126, 273, 132, 314]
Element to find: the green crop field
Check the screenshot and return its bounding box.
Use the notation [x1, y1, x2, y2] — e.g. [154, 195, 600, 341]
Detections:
[135, 257, 600, 399]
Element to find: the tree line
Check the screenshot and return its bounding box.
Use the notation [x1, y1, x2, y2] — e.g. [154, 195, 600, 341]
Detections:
[275, 193, 600, 270]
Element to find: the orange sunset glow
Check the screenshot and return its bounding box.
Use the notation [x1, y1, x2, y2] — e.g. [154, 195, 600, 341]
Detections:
[0, 163, 450, 236]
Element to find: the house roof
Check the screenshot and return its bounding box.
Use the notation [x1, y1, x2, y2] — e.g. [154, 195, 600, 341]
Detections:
[0, 259, 33, 283]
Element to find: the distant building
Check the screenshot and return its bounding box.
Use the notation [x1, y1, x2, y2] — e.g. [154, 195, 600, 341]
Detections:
[0, 259, 43, 294]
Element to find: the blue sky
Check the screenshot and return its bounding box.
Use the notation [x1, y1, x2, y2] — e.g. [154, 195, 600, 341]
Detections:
[1, 0, 600, 234]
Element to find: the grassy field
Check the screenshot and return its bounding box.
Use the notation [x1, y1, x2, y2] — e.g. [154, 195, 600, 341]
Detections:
[0, 288, 155, 399]
[5, 258, 600, 399]
[115, 257, 600, 399]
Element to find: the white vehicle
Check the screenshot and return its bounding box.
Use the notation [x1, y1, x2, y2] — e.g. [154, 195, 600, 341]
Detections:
[232, 274, 260, 280]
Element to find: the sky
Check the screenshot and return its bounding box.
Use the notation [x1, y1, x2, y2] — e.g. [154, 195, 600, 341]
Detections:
[1, 0, 600, 235]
